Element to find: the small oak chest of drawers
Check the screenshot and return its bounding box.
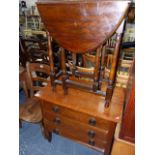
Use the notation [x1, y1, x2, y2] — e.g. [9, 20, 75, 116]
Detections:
[35, 86, 124, 155]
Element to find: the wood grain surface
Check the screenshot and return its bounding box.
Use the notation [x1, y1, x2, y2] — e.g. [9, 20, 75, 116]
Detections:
[37, 0, 130, 52]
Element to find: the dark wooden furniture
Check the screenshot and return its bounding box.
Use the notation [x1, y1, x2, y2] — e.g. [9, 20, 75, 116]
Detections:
[19, 37, 29, 67]
[35, 85, 125, 155]
[37, 0, 130, 108]
[19, 66, 29, 100]
[19, 62, 51, 125]
[119, 60, 135, 143]
[127, 2, 135, 23]
[20, 37, 49, 65]
[110, 60, 135, 155]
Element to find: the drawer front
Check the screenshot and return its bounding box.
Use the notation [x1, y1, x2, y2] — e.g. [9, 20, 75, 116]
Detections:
[44, 119, 108, 150]
[42, 101, 115, 130]
[44, 111, 109, 142]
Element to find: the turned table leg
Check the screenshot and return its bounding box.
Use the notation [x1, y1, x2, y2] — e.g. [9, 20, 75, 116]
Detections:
[47, 31, 56, 91]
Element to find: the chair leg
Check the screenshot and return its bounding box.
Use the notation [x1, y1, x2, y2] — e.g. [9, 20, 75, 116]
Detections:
[50, 72, 56, 91]
[47, 32, 56, 91]
[60, 47, 68, 95]
[62, 75, 68, 95]
[93, 46, 101, 91]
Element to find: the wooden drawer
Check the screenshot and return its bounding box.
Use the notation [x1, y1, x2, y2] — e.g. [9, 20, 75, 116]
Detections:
[42, 101, 115, 130]
[44, 119, 108, 151]
[43, 111, 110, 142]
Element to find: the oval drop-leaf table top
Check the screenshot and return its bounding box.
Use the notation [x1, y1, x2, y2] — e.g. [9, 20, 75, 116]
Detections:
[37, 0, 130, 53]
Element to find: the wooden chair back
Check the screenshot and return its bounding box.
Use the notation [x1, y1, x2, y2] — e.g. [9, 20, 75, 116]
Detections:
[83, 53, 96, 68]
[26, 62, 51, 97]
[19, 62, 51, 124]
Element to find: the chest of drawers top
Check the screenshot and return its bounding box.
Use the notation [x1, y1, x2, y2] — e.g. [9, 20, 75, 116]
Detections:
[35, 85, 124, 123]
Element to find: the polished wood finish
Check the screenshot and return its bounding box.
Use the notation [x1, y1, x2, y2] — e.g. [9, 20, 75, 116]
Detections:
[44, 119, 109, 151]
[37, 0, 130, 53]
[20, 97, 42, 123]
[83, 54, 95, 66]
[119, 60, 135, 143]
[63, 45, 103, 94]
[35, 85, 125, 155]
[19, 38, 29, 67]
[35, 1, 129, 154]
[99, 45, 106, 89]
[93, 46, 102, 91]
[19, 66, 30, 97]
[26, 62, 51, 97]
[19, 62, 51, 124]
[36, 86, 124, 122]
[37, 0, 130, 108]
[105, 20, 125, 107]
[111, 139, 135, 155]
[111, 124, 135, 155]
[47, 32, 56, 91]
[20, 37, 48, 65]
[111, 61, 135, 153]
[127, 3, 135, 23]
[43, 102, 114, 130]
[44, 112, 110, 141]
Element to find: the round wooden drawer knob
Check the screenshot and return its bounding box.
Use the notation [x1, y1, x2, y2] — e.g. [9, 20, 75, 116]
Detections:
[88, 118, 96, 126]
[88, 130, 96, 138]
[52, 106, 59, 113]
